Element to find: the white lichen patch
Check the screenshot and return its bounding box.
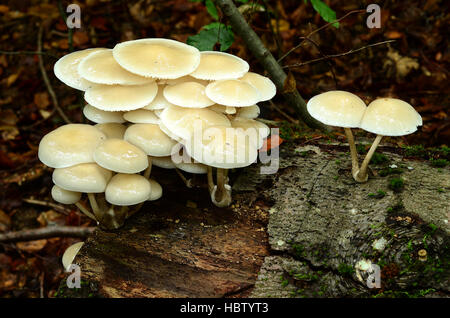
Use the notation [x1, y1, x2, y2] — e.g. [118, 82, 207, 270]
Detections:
[372, 237, 388, 251]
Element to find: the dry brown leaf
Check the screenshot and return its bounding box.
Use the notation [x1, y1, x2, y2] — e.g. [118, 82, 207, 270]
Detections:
[0, 209, 11, 227]
[6, 73, 19, 87]
[34, 92, 50, 109]
[16, 239, 48, 253]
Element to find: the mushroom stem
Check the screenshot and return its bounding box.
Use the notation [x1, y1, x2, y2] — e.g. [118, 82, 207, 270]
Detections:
[213, 168, 232, 207]
[354, 134, 383, 183]
[344, 128, 359, 176]
[175, 168, 193, 188]
[207, 166, 214, 193]
[143, 157, 152, 179]
[75, 202, 97, 221]
[87, 193, 101, 220]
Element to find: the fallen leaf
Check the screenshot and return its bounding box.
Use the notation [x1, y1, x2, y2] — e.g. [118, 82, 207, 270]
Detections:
[34, 92, 50, 109]
[0, 5, 9, 14]
[73, 31, 89, 47]
[6, 73, 19, 87]
[16, 239, 48, 253]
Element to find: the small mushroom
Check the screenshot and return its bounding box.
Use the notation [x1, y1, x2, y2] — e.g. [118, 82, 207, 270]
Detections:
[83, 104, 125, 124]
[190, 51, 249, 80]
[148, 179, 163, 201]
[236, 105, 260, 119]
[355, 98, 422, 182]
[123, 109, 160, 124]
[143, 85, 176, 111]
[307, 91, 367, 180]
[163, 82, 215, 108]
[238, 72, 276, 101]
[51, 185, 95, 220]
[105, 174, 152, 206]
[205, 79, 261, 107]
[94, 123, 127, 139]
[62, 242, 84, 271]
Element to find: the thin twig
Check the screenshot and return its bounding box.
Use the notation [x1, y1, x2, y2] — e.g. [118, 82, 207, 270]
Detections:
[0, 51, 57, 58]
[0, 226, 95, 243]
[23, 198, 71, 215]
[37, 24, 71, 124]
[269, 100, 298, 124]
[277, 9, 365, 63]
[283, 40, 396, 69]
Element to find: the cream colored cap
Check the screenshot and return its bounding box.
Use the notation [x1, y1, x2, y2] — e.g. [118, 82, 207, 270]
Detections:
[51, 185, 81, 205]
[123, 109, 160, 124]
[54, 48, 106, 90]
[148, 179, 162, 201]
[112, 38, 200, 79]
[62, 242, 84, 271]
[105, 174, 151, 206]
[190, 51, 249, 80]
[237, 104, 260, 119]
[160, 105, 231, 140]
[307, 90, 367, 128]
[95, 123, 127, 139]
[360, 98, 422, 136]
[83, 104, 125, 124]
[143, 85, 175, 110]
[185, 126, 259, 169]
[231, 117, 270, 148]
[84, 82, 158, 111]
[152, 156, 176, 169]
[124, 123, 178, 157]
[78, 49, 154, 85]
[52, 163, 112, 193]
[209, 105, 237, 115]
[163, 82, 214, 108]
[205, 80, 260, 107]
[94, 139, 149, 173]
[175, 161, 207, 174]
[239, 72, 276, 101]
[165, 75, 209, 86]
[38, 124, 106, 168]
[159, 122, 184, 143]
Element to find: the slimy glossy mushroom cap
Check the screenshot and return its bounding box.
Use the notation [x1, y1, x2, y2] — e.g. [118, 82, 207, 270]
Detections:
[190, 51, 249, 80]
[52, 163, 112, 193]
[105, 174, 151, 206]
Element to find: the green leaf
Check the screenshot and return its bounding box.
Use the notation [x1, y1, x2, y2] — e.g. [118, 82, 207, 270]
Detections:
[309, 0, 339, 28]
[187, 23, 234, 51]
[205, 0, 219, 20]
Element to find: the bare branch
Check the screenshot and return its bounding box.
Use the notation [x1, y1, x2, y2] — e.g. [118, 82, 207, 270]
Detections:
[0, 226, 95, 243]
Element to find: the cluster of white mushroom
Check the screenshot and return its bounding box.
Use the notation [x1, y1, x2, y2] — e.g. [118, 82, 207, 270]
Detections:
[38, 38, 276, 229]
[307, 91, 422, 182]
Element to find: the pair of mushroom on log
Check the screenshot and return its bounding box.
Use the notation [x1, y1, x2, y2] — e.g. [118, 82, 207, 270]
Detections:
[38, 38, 276, 229]
[307, 91, 422, 182]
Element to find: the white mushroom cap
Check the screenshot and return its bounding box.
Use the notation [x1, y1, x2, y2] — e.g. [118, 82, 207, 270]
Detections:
[190, 51, 249, 80]
[209, 105, 237, 115]
[94, 123, 127, 139]
[239, 72, 276, 101]
[185, 126, 259, 169]
[38, 124, 106, 168]
[165, 75, 210, 86]
[83, 104, 125, 124]
[160, 105, 231, 140]
[159, 122, 184, 143]
[62, 242, 84, 271]
[360, 98, 422, 136]
[205, 80, 260, 107]
[152, 156, 176, 169]
[105, 174, 151, 206]
[306, 90, 367, 128]
[52, 163, 112, 193]
[143, 85, 176, 110]
[54, 48, 106, 90]
[175, 161, 208, 174]
[148, 179, 162, 201]
[123, 109, 160, 124]
[231, 117, 270, 149]
[163, 82, 215, 108]
[84, 82, 158, 111]
[112, 38, 201, 79]
[78, 49, 154, 85]
[51, 185, 81, 205]
[94, 139, 149, 173]
[237, 104, 260, 119]
[124, 123, 178, 157]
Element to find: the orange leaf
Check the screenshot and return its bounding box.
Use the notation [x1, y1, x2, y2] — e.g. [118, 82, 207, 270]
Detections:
[260, 135, 283, 152]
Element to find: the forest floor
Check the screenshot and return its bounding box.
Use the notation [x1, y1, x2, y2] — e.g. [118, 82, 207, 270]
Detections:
[0, 0, 449, 297]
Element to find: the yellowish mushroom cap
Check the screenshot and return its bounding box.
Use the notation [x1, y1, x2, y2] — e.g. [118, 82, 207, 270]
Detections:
[152, 156, 176, 169]
[83, 104, 125, 124]
[52, 163, 112, 193]
[123, 109, 160, 124]
[62, 242, 84, 271]
[175, 161, 208, 174]
[163, 82, 215, 108]
[112, 38, 201, 79]
[205, 80, 260, 107]
[78, 49, 155, 85]
[124, 123, 178, 157]
[239, 72, 276, 101]
[95, 123, 127, 139]
[84, 82, 158, 111]
[237, 104, 260, 119]
[143, 85, 176, 110]
[307, 91, 367, 128]
[148, 179, 163, 201]
[94, 139, 149, 173]
[160, 105, 231, 140]
[165, 75, 210, 86]
[38, 124, 106, 168]
[190, 51, 249, 80]
[54, 48, 106, 90]
[360, 98, 422, 136]
[208, 105, 237, 115]
[51, 185, 81, 205]
[105, 174, 151, 206]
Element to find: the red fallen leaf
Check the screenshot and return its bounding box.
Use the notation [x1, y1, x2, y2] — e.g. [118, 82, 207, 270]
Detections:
[259, 135, 283, 152]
